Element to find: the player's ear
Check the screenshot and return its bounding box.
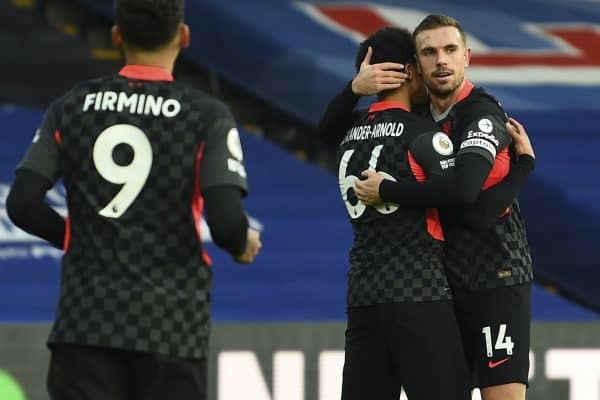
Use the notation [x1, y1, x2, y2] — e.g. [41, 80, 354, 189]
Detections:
[405, 63, 414, 80]
[464, 47, 471, 68]
[112, 26, 123, 48]
[413, 54, 422, 74]
[179, 24, 190, 49]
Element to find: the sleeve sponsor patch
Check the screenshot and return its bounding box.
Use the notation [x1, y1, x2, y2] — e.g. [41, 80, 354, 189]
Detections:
[466, 130, 499, 146]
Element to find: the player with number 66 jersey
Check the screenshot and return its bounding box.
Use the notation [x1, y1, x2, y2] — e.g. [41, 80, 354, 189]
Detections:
[339, 104, 455, 307]
[333, 27, 472, 400]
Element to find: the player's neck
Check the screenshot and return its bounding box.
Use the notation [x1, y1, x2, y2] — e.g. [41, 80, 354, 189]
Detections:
[379, 90, 411, 111]
[429, 79, 467, 115]
[123, 49, 179, 74]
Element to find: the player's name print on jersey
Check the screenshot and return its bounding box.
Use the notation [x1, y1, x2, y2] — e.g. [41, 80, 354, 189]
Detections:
[341, 122, 404, 144]
[83, 91, 181, 118]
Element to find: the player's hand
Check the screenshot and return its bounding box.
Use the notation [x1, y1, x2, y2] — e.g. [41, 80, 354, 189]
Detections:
[351, 46, 407, 96]
[234, 228, 262, 264]
[506, 117, 535, 159]
[354, 170, 384, 205]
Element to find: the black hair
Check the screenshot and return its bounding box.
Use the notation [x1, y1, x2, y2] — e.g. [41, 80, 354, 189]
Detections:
[114, 0, 185, 51]
[354, 27, 415, 72]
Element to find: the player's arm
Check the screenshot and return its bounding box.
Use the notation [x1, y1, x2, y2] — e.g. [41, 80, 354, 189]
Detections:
[6, 104, 66, 249]
[200, 105, 260, 263]
[203, 185, 249, 257]
[458, 118, 536, 231]
[316, 80, 360, 147]
[357, 150, 492, 208]
[7, 170, 65, 249]
[356, 107, 508, 207]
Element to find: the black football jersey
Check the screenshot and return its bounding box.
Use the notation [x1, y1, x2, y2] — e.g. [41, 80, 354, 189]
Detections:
[337, 101, 456, 306]
[427, 81, 533, 290]
[16, 65, 248, 358]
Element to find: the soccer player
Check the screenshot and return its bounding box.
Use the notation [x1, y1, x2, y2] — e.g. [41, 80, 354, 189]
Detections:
[336, 26, 471, 400]
[6, 1, 261, 399]
[320, 14, 535, 400]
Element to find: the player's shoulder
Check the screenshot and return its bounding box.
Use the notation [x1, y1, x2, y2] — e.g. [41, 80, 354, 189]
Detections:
[72, 74, 116, 93]
[402, 111, 443, 140]
[178, 85, 233, 118]
[38, 77, 105, 119]
[352, 106, 370, 123]
[458, 86, 506, 116]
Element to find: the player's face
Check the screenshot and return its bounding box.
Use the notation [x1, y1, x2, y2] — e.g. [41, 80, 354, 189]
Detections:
[414, 26, 470, 99]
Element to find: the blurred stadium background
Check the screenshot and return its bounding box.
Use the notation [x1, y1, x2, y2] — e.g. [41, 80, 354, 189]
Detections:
[1, 0, 599, 399]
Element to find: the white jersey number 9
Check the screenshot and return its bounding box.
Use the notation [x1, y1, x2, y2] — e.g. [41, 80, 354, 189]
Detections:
[92, 124, 153, 218]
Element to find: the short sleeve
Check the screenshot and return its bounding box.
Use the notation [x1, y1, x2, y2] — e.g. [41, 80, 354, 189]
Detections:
[199, 107, 249, 195]
[16, 103, 61, 183]
[408, 131, 456, 179]
[456, 103, 511, 166]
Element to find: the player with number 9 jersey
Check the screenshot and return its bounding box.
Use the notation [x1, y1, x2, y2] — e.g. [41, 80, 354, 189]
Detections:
[14, 65, 249, 359]
[6, 2, 262, 399]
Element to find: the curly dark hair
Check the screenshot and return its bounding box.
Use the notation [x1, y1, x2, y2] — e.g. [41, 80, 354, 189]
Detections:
[114, 0, 185, 50]
[354, 27, 415, 72]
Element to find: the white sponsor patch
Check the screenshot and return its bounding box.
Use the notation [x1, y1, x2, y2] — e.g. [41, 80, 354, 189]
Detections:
[227, 128, 244, 161]
[467, 130, 499, 146]
[32, 129, 40, 143]
[432, 132, 453, 156]
[227, 158, 247, 178]
[478, 118, 494, 133]
[460, 138, 497, 158]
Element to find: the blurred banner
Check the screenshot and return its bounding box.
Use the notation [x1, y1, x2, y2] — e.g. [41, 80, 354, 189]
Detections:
[1, 323, 600, 400]
[73, 0, 600, 123]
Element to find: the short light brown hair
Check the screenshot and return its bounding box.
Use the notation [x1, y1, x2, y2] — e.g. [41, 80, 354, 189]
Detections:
[412, 14, 467, 46]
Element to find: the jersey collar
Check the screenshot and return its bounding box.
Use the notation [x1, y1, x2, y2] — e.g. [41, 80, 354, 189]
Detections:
[456, 79, 474, 103]
[368, 100, 410, 113]
[429, 80, 475, 122]
[118, 65, 174, 82]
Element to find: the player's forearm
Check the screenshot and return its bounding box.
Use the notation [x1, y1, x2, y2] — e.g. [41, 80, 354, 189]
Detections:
[6, 170, 66, 249]
[317, 80, 360, 147]
[203, 185, 248, 257]
[379, 153, 491, 207]
[458, 154, 535, 231]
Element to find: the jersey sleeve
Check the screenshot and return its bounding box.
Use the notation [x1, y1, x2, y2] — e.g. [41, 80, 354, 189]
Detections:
[456, 102, 511, 166]
[199, 106, 249, 195]
[317, 80, 360, 147]
[408, 131, 456, 179]
[16, 102, 61, 184]
[457, 154, 535, 231]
